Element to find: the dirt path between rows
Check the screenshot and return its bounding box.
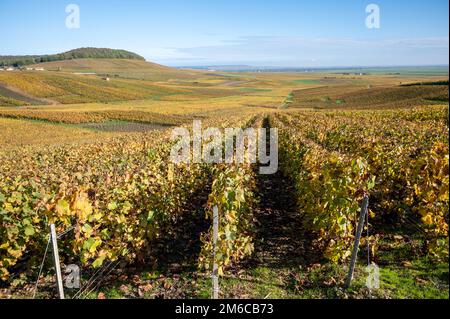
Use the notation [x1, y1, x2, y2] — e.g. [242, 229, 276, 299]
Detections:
[249, 117, 315, 269]
[0, 82, 59, 106]
[251, 167, 309, 267]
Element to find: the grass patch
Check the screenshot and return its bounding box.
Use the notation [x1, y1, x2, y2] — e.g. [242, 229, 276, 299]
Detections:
[239, 88, 272, 93]
[292, 79, 321, 85]
[280, 91, 295, 109]
[348, 258, 449, 299]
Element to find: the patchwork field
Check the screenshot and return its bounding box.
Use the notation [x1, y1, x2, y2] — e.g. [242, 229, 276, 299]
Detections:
[291, 82, 448, 109]
[0, 61, 448, 299]
[0, 118, 118, 150]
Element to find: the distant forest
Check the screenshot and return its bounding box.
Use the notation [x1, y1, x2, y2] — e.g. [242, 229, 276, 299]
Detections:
[0, 48, 145, 67]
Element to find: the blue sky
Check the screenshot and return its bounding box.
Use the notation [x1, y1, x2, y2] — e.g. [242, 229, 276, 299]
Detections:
[0, 0, 448, 66]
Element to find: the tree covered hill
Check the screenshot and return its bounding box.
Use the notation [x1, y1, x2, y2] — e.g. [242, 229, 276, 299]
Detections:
[0, 48, 145, 67]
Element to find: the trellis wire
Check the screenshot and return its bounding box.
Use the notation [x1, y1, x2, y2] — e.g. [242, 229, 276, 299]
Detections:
[57, 226, 74, 239]
[79, 260, 121, 299]
[32, 236, 51, 299]
[72, 260, 115, 299]
[31, 224, 76, 299]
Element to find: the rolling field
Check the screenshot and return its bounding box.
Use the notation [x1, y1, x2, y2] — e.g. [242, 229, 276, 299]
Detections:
[291, 82, 448, 109]
[0, 118, 118, 150]
[0, 62, 448, 299]
[30, 58, 201, 80]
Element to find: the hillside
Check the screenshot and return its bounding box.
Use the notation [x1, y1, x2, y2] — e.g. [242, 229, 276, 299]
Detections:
[290, 83, 449, 109]
[0, 48, 145, 67]
[29, 58, 199, 80]
[0, 57, 224, 106]
[0, 67, 192, 105]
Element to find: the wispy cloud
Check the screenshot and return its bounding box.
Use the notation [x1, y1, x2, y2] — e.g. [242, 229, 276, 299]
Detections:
[152, 36, 449, 67]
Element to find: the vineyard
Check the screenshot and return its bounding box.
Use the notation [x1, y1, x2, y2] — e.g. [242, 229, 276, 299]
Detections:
[0, 58, 449, 299]
[1, 0, 450, 311]
[0, 99, 448, 298]
[273, 106, 449, 262]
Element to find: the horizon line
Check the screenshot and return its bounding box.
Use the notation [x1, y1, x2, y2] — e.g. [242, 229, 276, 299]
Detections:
[174, 64, 450, 69]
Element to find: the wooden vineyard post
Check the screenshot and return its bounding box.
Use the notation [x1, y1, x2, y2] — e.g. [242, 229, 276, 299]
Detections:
[50, 224, 65, 299]
[211, 206, 219, 299]
[345, 195, 369, 288]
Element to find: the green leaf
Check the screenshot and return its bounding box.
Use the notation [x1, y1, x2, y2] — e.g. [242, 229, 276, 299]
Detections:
[24, 225, 35, 236]
[83, 238, 95, 251]
[92, 255, 106, 268]
[147, 210, 155, 222]
[56, 199, 70, 215]
[100, 228, 110, 239]
[83, 238, 102, 253]
[224, 225, 233, 241]
[82, 223, 93, 236]
[368, 176, 376, 190]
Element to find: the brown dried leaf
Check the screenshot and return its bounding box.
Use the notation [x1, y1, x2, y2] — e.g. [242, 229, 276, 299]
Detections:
[119, 284, 129, 293]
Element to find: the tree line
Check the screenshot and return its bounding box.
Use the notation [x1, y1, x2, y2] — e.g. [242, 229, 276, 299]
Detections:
[0, 47, 145, 67]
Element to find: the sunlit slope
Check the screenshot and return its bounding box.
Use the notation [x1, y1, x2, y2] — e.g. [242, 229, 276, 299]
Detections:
[30, 58, 201, 80]
[0, 70, 194, 105]
[290, 82, 449, 109]
[0, 61, 287, 106]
